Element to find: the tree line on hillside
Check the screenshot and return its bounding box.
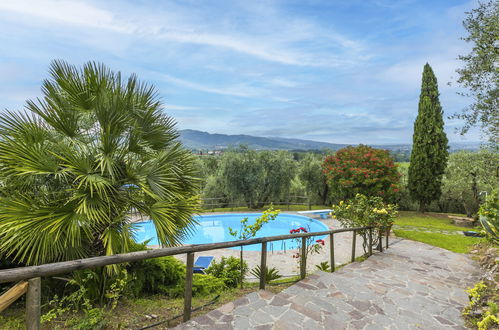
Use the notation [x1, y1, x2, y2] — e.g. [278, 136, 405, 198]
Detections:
[196, 146, 498, 217]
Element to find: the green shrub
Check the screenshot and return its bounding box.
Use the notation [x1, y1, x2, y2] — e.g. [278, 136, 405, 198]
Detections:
[206, 256, 248, 288]
[127, 256, 186, 296]
[169, 274, 226, 298]
[478, 190, 499, 243]
[66, 308, 106, 330]
[323, 145, 400, 202]
[250, 266, 282, 283]
[332, 194, 398, 253]
[315, 261, 331, 272]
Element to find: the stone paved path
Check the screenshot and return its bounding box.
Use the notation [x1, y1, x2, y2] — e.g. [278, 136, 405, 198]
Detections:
[175, 239, 480, 329]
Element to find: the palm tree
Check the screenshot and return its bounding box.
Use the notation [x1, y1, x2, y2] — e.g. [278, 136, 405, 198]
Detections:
[0, 60, 200, 266]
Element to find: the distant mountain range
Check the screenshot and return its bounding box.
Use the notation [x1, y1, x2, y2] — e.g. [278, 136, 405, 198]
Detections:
[179, 129, 481, 152]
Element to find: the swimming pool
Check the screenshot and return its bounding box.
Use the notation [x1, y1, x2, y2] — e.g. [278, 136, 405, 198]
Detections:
[134, 213, 329, 251]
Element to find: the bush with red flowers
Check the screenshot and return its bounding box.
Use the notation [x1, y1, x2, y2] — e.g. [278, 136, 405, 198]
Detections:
[289, 227, 324, 266]
[322, 145, 400, 202]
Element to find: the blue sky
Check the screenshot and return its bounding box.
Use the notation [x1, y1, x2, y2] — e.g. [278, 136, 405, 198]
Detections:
[0, 0, 482, 144]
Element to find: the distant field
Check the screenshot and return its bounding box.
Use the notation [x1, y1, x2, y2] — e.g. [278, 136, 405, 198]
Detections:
[396, 162, 409, 168]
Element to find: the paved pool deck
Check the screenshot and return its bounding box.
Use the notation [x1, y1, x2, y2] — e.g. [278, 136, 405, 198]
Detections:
[175, 239, 480, 329]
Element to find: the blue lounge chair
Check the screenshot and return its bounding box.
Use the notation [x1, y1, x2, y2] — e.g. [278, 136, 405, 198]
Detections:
[193, 256, 214, 274]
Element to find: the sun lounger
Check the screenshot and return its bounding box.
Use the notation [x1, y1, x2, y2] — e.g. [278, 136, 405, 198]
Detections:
[193, 256, 214, 274]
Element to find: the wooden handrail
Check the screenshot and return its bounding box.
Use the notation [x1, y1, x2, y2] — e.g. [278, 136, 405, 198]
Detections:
[0, 281, 28, 312]
[0, 226, 373, 284]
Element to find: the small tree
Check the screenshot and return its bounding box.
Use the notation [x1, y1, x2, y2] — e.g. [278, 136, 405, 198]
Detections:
[322, 145, 400, 202]
[408, 63, 449, 212]
[228, 206, 280, 288]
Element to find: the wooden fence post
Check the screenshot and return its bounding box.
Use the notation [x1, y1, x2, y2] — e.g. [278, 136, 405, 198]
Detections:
[368, 228, 373, 256]
[329, 233, 335, 272]
[300, 237, 307, 280]
[386, 228, 389, 249]
[378, 229, 383, 252]
[183, 253, 195, 322]
[351, 230, 356, 262]
[259, 242, 267, 290]
[26, 277, 41, 330]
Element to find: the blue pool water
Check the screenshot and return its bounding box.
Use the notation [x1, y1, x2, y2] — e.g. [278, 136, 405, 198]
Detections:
[134, 213, 328, 251]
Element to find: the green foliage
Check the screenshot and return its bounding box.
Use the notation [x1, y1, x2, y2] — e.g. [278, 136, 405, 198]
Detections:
[289, 227, 324, 265]
[0, 60, 200, 267]
[466, 281, 488, 310]
[441, 150, 499, 217]
[323, 145, 400, 202]
[206, 256, 248, 288]
[218, 146, 296, 208]
[67, 308, 106, 330]
[332, 194, 397, 253]
[0, 316, 23, 329]
[60, 268, 130, 308]
[478, 190, 499, 243]
[299, 154, 329, 205]
[408, 63, 449, 212]
[169, 274, 226, 298]
[250, 266, 282, 283]
[202, 175, 230, 207]
[463, 281, 499, 329]
[228, 207, 280, 288]
[478, 313, 499, 330]
[228, 206, 280, 241]
[42, 270, 118, 324]
[127, 256, 186, 297]
[332, 194, 398, 229]
[454, 1, 499, 143]
[315, 261, 331, 272]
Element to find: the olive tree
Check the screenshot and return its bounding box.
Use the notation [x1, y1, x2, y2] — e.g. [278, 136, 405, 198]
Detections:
[441, 149, 499, 217]
[218, 147, 296, 208]
[298, 153, 329, 205]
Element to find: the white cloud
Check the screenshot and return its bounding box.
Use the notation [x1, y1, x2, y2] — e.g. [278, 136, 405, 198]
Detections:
[0, 0, 365, 67]
[165, 104, 201, 111]
[0, 0, 132, 32]
[158, 74, 263, 98]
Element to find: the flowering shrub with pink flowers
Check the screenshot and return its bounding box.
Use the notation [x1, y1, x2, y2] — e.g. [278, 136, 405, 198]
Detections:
[289, 226, 325, 266]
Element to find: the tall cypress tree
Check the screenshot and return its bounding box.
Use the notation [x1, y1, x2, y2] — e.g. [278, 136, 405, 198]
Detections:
[408, 63, 449, 212]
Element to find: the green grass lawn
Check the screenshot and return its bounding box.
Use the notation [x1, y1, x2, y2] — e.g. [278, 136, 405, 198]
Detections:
[393, 229, 483, 253]
[394, 211, 476, 231]
[393, 211, 484, 253]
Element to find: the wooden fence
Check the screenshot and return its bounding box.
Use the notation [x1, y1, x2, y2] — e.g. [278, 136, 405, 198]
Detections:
[0, 225, 388, 329]
[201, 196, 311, 211]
